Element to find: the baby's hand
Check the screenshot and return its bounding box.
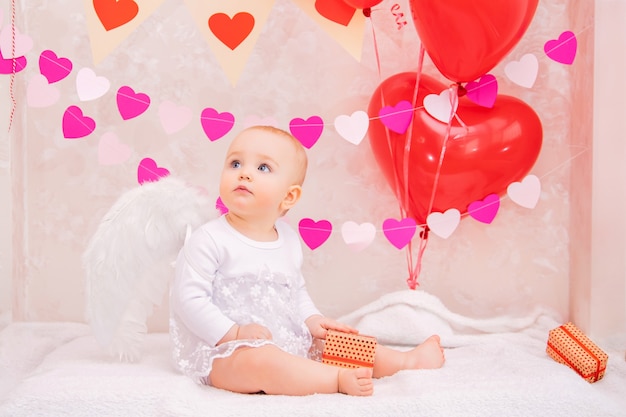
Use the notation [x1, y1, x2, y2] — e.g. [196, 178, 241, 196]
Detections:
[305, 315, 358, 340]
[237, 323, 273, 340]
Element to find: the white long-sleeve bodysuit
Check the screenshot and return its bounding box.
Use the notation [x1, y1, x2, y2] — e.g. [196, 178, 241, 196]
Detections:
[169, 215, 321, 384]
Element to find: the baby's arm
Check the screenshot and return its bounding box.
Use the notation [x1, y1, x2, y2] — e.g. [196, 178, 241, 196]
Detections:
[305, 315, 358, 340]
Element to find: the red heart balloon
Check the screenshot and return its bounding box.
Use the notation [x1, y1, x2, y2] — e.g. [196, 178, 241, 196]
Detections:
[409, 0, 538, 82]
[368, 72, 542, 225]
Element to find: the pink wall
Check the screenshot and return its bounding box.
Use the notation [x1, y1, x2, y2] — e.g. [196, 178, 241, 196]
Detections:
[1, 0, 624, 338]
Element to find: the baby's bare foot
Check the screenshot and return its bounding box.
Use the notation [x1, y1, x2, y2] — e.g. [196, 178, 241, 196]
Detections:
[407, 335, 445, 369]
[337, 367, 374, 396]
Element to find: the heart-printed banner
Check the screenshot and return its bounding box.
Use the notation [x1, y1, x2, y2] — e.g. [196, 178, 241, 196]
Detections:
[299, 218, 333, 250]
[117, 86, 151, 120]
[382, 217, 417, 249]
[93, 0, 139, 31]
[208, 12, 255, 50]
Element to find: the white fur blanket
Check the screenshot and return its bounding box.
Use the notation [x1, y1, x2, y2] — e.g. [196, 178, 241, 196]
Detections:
[1, 291, 625, 417]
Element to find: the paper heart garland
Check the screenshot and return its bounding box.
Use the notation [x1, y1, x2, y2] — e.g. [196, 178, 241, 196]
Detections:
[98, 132, 132, 165]
[289, 116, 324, 149]
[39, 50, 73, 83]
[424, 89, 458, 123]
[465, 75, 498, 109]
[116, 86, 151, 120]
[378, 100, 413, 134]
[0, 49, 26, 74]
[137, 157, 170, 185]
[468, 194, 500, 224]
[368, 72, 542, 225]
[341, 221, 376, 251]
[0, 25, 33, 58]
[426, 209, 461, 239]
[298, 218, 332, 250]
[507, 174, 541, 208]
[382, 217, 417, 249]
[544, 31, 577, 65]
[27, 74, 60, 107]
[504, 53, 539, 88]
[334, 111, 369, 145]
[76, 68, 110, 101]
[62, 105, 96, 139]
[201, 107, 235, 141]
[208, 12, 255, 50]
[93, 0, 139, 31]
[159, 101, 193, 134]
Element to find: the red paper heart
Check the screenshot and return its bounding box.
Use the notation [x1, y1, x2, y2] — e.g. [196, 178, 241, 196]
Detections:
[93, 0, 139, 31]
[315, 0, 356, 26]
[208, 12, 255, 50]
[409, 0, 538, 82]
[368, 73, 542, 225]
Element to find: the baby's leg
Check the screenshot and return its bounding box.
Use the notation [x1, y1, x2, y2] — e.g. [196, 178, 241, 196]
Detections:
[373, 335, 445, 378]
[210, 344, 374, 396]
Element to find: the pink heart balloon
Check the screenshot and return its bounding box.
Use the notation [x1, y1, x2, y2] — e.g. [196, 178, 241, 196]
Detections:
[289, 116, 324, 149]
[39, 50, 73, 83]
[62, 105, 96, 139]
[117, 86, 151, 120]
[298, 218, 332, 250]
[201, 107, 235, 141]
[382, 217, 417, 249]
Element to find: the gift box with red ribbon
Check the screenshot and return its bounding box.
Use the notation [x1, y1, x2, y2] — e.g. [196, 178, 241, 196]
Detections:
[322, 330, 377, 369]
[546, 322, 608, 383]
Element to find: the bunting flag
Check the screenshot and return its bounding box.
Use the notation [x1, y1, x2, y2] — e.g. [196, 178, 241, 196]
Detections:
[183, 0, 276, 86]
[83, 0, 366, 82]
[291, 0, 366, 61]
[84, 0, 166, 65]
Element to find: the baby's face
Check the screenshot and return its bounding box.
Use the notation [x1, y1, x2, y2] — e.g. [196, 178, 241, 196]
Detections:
[219, 128, 304, 220]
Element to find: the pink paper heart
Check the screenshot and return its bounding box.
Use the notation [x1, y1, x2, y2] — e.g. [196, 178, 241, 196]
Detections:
[62, 105, 96, 139]
[38, 50, 73, 83]
[0, 26, 33, 58]
[98, 132, 132, 165]
[117, 86, 150, 120]
[158, 101, 192, 134]
[215, 197, 228, 215]
[201, 107, 235, 141]
[465, 74, 498, 108]
[298, 218, 332, 250]
[0, 49, 26, 74]
[137, 157, 170, 185]
[289, 116, 324, 149]
[27, 74, 60, 108]
[544, 30, 577, 65]
[382, 217, 416, 249]
[467, 193, 500, 224]
[378, 100, 413, 134]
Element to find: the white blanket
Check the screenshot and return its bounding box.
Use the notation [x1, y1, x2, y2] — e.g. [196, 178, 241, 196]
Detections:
[1, 291, 625, 417]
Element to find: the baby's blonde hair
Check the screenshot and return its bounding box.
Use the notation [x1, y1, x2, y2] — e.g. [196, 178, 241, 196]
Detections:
[244, 125, 308, 185]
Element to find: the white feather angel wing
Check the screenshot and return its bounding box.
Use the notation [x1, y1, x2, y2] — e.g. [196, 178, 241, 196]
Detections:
[83, 176, 216, 361]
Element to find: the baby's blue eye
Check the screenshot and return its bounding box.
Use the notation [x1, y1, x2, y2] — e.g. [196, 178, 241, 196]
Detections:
[258, 164, 271, 173]
[231, 160, 241, 169]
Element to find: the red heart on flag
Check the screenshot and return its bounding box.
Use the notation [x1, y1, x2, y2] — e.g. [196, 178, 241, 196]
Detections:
[93, 0, 139, 31]
[208, 12, 255, 50]
[315, 0, 356, 26]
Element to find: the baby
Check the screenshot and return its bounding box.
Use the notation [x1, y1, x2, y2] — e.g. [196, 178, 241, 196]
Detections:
[169, 125, 445, 396]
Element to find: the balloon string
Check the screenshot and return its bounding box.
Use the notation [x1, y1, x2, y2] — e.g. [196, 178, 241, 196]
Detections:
[369, 11, 414, 280]
[8, 0, 18, 132]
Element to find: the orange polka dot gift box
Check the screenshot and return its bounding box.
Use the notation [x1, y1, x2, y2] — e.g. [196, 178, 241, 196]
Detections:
[546, 322, 608, 383]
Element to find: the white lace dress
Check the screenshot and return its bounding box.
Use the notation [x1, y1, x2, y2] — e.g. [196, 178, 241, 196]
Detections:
[169, 216, 322, 384]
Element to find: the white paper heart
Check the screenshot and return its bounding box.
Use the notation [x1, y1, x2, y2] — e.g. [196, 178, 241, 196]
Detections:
[98, 132, 132, 166]
[76, 67, 110, 101]
[0, 26, 33, 58]
[507, 175, 541, 208]
[158, 101, 193, 134]
[341, 221, 376, 251]
[334, 111, 370, 145]
[27, 74, 60, 108]
[423, 89, 458, 123]
[426, 209, 461, 239]
[504, 53, 538, 88]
